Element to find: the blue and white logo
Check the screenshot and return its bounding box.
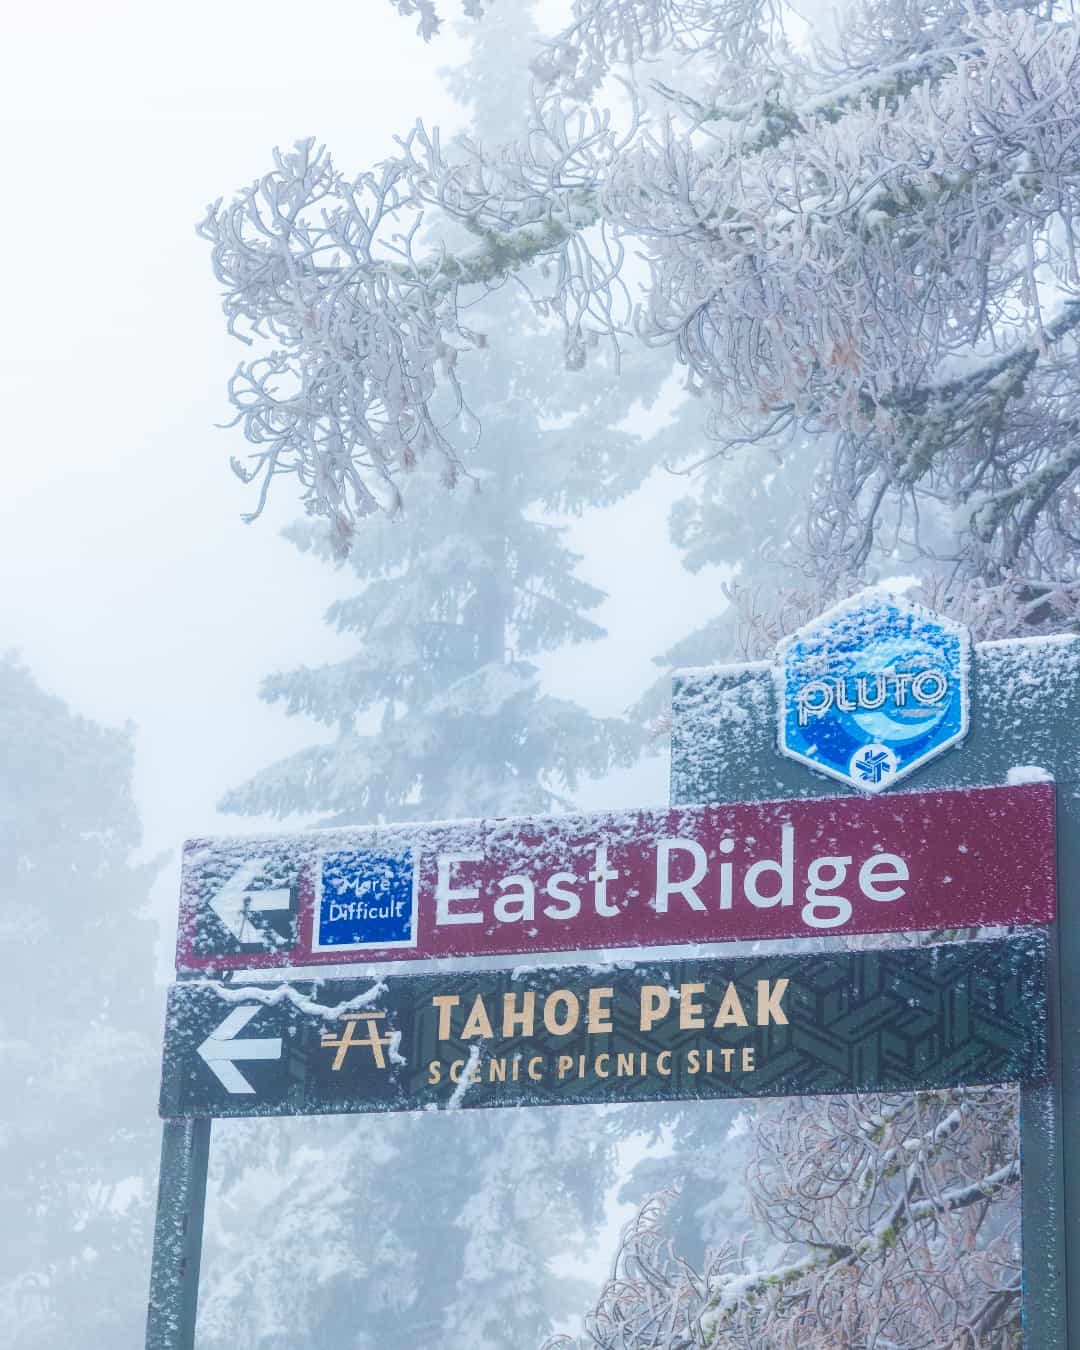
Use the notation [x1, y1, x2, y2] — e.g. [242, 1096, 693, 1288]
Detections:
[777, 592, 970, 793]
[314, 848, 418, 952]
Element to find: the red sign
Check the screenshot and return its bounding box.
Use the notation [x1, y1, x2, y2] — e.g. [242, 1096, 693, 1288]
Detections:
[175, 783, 1056, 973]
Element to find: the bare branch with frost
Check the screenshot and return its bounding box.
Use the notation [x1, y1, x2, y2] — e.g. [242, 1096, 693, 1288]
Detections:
[625, 5, 1080, 596]
[204, 0, 1080, 595]
[545, 1088, 1021, 1349]
[199, 90, 648, 540]
[710, 1089, 1021, 1346]
[530, 0, 781, 101]
[199, 138, 491, 546]
[541, 1189, 714, 1350]
[625, 11, 1080, 419]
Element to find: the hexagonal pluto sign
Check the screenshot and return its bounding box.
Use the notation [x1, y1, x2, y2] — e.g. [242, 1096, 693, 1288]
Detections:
[777, 592, 971, 793]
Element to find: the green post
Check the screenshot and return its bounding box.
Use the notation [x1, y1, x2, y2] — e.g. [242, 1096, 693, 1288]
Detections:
[145, 1117, 211, 1350]
[669, 636, 1076, 1346]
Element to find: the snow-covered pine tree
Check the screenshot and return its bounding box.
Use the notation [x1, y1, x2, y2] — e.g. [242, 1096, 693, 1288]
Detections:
[198, 9, 698, 1348]
[214, 3, 679, 829]
[198, 307, 671, 1350]
[0, 656, 160, 1350]
[214, 363, 647, 825]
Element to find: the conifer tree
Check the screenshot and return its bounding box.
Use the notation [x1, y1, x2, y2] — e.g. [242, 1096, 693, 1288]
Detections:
[198, 252, 679, 1350]
[199, 228, 652, 1350]
[0, 656, 159, 1350]
[200, 9, 692, 1346]
[217, 315, 654, 826]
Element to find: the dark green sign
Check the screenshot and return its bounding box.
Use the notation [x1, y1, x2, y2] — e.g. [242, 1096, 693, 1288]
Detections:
[161, 933, 1047, 1119]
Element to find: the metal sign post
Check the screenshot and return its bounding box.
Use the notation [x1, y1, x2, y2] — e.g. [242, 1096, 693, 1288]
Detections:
[146, 599, 1074, 1348]
[145, 1118, 210, 1350]
[671, 632, 1077, 1346]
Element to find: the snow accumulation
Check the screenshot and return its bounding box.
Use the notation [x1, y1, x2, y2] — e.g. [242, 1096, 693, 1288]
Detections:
[1006, 766, 1053, 785]
[198, 978, 388, 1020]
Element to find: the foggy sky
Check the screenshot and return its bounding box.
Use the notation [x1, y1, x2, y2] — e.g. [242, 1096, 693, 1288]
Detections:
[0, 0, 721, 968]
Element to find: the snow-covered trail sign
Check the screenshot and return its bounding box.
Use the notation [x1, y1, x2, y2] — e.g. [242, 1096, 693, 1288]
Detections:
[146, 596, 1078, 1350]
[160, 935, 1046, 1118]
[175, 782, 1055, 971]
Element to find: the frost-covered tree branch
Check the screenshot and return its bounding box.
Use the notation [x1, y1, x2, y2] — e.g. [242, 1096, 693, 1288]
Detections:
[548, 1089, 1021, 1349]
[541, 1189, 715, 1350]
[198, 90, 637, 543]
[528, 0, 782, 99]
[701, 1089, 1021, 1345]
[203, 0, 1080, 603]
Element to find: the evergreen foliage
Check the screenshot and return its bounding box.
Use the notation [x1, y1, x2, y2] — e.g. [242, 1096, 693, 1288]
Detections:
[201, 289, 659, 1350]
[217, 309, 653, 826]
[201, 9, 694, 1346]
[0, 656, 159, 1350]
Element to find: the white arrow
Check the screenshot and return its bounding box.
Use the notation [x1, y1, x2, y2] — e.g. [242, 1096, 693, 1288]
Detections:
[209, 861, 292, 944]
[197, 1005, 283, 1094]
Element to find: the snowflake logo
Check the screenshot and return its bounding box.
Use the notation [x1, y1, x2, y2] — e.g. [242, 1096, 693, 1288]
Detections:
[855, 748, 893, 784]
